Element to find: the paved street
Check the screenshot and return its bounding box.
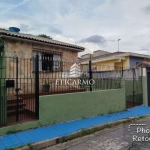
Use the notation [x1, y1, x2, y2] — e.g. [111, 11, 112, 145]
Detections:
[43, 116, 150, 150]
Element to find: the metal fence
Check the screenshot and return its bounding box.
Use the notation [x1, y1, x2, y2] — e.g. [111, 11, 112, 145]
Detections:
[38, 56, 122, 95]
[80, 61, 144, 109]
[0, 54, 128, 126]
[0, 56, 38, 126]
[125, 78, 143, 105]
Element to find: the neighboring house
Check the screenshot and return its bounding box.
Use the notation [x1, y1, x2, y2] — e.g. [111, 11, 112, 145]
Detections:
[0, 28, 84, 93]
[79, 50, 150, 71]
[135, 61, 150, 68]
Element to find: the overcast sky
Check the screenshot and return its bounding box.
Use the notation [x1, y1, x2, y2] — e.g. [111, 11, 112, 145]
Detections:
[0, 0, 150, 56]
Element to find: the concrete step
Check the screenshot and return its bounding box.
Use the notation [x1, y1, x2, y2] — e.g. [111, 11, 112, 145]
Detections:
[7, 96, 23, 105]
[7, 109, 26, 117]
[7, 104, 26, 111]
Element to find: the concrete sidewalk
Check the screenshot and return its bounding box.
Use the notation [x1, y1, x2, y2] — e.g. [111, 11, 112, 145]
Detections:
[0, 106, 150, 150]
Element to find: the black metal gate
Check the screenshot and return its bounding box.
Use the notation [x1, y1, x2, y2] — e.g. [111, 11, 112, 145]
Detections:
[0, 55, 39, 126]
[125, 69, 143, 109]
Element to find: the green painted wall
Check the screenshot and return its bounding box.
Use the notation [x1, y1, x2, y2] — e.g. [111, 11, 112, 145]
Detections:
[0, 40, 7, 125]
[93, 78, 121, 90]
[125, 78, 143, 104]
[142, 76, 147, 106]
[79, 77, 121, 91]
[0, 78, 125, 135]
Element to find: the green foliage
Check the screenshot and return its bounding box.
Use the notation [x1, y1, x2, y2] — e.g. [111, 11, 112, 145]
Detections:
[4, 145, 24, 150]
[138, 116, 145, 119]
[81, 116, 86, 119]
[105, 124, 112, 128]
[27, 144, 34, 150]
[62, 128, 98, 142]
[6, 130, 16, 134]
[81, 129, 96, 136]
[38, 34, 52, 39]
[108, 110, 114, 114]
[97, 113, 105, 116]
[52, 120, 57, 125]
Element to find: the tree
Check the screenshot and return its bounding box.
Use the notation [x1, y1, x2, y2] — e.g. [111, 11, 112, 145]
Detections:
[38, 34, 52, 39]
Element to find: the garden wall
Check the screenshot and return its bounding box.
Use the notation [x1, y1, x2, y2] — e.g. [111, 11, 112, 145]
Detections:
[0, 78, 126, 135]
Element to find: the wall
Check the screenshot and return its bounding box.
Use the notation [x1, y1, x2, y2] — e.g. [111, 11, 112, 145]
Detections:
[94, 60, 116, 70]
[125, 78, 143, 104]
[146, 68, 150, 106]
[93, 78, 121, 90]
[5, 39, 78, 61]
[39, 79, 125, 125]
[142, 76, 147, 106]
[93, 56, 130, 71]
[129, 56, 144, 68]
[0, 78, 125, 135]
[114, 56, 130, 69]
[0, 41, 7, 125]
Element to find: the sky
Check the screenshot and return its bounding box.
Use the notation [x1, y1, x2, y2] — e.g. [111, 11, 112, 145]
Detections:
[0, 0, 150, 56]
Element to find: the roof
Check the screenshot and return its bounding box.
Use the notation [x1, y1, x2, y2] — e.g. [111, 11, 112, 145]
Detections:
[79, 51, 124, 63]
[93, 49, 111, 53]
[0, 29, 84, 51]
[135, 61, 150, 68]
[79, 51, 150, 63]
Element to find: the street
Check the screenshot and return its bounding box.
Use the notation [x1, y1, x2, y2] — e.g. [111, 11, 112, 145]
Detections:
[43, 116, 150, 150]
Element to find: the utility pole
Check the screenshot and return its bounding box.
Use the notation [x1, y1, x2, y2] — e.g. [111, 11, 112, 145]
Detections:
[118, 38, 121, 52]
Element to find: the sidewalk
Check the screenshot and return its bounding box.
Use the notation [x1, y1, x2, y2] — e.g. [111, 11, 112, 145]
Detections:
[0, 106, 150, 150]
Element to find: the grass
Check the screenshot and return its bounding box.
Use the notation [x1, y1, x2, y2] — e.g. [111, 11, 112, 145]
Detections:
[138, 116, 145, 119]
[5, 130, 17, 135]
[4, 144, 34, 150]
[62, 128, 98, 142]
[61, 116, 148, 143]
[27, 144, 34, 150]
[97, 108, 128, 117]
[81, 116, 86, 119]
[97, 113, 104, 116]
[105, 124, 112, 128]
[52, 120, 57, 125]
[4, 145, 24, 150]
[61, 123, 115, 143]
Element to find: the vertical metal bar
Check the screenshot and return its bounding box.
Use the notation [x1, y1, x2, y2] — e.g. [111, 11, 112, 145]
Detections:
[122, 60, 123, 77]
[35, 54, 39, 119]
[16, 57, 19, 122]
[0, 54, 2, 125]
[89, 57, 92, 91]
[132, 69, 135, 107]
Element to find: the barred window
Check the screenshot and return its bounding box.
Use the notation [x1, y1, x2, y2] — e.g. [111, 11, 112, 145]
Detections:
[32, 52, 61, 72]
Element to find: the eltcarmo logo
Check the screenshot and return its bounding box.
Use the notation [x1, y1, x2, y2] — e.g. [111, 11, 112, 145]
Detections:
[55, 79, 95, 87]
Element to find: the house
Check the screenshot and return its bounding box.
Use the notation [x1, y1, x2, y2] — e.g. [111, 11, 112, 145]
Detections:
[0, 27, 85, 125]
[135, 61, 150, 68]
[0, 27, 84, 94]
[79, 50, 150, 71]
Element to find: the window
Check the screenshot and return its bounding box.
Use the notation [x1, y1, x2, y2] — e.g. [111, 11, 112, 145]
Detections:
[32, 52, 61, 72]
[42, 53, 53, 71]
[53, 54, 61, 71]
